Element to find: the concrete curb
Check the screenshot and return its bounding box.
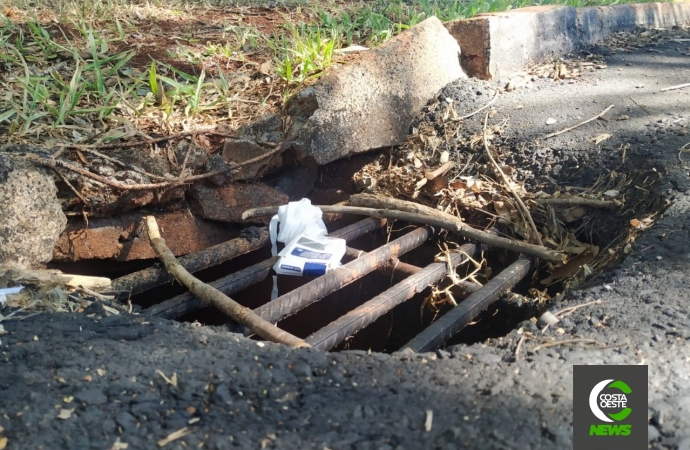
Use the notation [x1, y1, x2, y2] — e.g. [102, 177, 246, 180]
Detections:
[446, 2, 690, 80]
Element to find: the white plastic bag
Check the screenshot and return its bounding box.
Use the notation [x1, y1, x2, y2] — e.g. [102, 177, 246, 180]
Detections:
[268, 199, 346, 299]
[269, 198, 327, 256]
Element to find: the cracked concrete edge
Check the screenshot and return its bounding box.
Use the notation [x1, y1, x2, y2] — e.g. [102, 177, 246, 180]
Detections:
[445, 2, 690, 80]
[285, 16, 465, 166]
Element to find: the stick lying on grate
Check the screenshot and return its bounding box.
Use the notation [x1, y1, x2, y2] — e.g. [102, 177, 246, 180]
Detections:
[243, 194, 564, 262]
[144, 216, 310, 348]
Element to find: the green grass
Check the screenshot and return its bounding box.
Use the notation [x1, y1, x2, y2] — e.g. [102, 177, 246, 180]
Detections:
[0, 0, 673, 142]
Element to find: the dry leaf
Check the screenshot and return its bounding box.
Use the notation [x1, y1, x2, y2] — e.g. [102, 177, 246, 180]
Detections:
[166, 146, 178, 168]
[57, 408, 75, 420]
[617, 115, 629, 121]
[562, 207, 586, 223]
[541, 245, 599, 284]
[110, 438, 129, 450]
[590, 134, 611, 144]
[0, 437, 6, 450]
[603, 190, 619, 198]
[97, 368, 106, 377]
[83, 374, 92, 382]
[494, 200, 517, 222]
[75, 149, 89, 165]
[631, 217, 654, 230]
[156, 370, 178, 388]
[259, 61, 272, 75]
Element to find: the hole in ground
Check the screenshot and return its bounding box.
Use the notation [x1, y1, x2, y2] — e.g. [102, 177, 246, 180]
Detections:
[52, 153, 667, 353]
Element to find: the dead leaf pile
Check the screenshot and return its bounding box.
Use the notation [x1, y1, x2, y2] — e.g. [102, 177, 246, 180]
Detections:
[0, 267, 126, 315]
[526, 54, 608, 81]
[605, 25, 690, 52]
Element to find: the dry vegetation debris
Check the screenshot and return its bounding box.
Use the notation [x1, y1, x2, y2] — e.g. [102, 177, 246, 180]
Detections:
[354, 79, 663, 293]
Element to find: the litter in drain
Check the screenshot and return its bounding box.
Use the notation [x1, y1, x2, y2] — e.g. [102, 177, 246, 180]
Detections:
[112, 213, 534, 353]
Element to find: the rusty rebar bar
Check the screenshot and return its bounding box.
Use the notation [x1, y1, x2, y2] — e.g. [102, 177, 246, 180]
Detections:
[400, 257, 533, 353]
[145, 218, 386, 319]
[343, 247, 420, 281]
[144, 216, 309, 348]
[111, 227, 270, 300]
[253, 227, 435, 324]
[306, 243, 478, 351]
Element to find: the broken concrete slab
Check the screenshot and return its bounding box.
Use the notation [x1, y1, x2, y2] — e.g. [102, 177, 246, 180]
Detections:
[188, 183, 288, 224]
[286, 16, 466, 166]
[0, 153, 67, 268]
[53, 209, 236, 262]
[446, 2, 690, 80]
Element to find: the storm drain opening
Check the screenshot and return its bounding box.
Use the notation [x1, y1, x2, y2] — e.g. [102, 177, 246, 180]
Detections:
[92, 79, 668, 354]
[100, 161, 663, 355]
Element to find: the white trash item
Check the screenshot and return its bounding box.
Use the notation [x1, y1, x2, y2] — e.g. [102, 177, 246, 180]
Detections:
[274, 234, 346, 277]
[268, 199, 346, 299]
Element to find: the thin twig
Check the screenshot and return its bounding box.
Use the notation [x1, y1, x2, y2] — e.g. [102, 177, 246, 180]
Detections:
[26, 145, 281, 191]
[78, 286, 116, 301]
[455, 91, 499, 121]
[514, 334, 527, 361]
[28, 154, 230, 190]
[244, 195, 564, 261]
[629, 96, 650, 113]
[179, 142, 194, 177]
[52, 168, 90, 207]
[679, 142, 690, 169]
[144, 216, 310, 348]
[553, 299, 604, 319]
[0, 300, 41, 322]
[532, 338, 603, 351]
[425, 161, 455, 180]
[78, 148, 169, 180]
[660, 82, 690, 92]
[55, 130, 236, 150]
[544, 105, 614, 139]
[535, 197, 621, 209]
[483, 112, 543, 246]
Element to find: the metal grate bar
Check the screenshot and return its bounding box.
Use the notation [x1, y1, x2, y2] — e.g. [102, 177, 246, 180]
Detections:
[145, 217, 386, 319]
[400, 257, 533, 353]
[306, 243, 478, 351]
[253, 226, 435, 324]
[112, 228, 270, 300]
